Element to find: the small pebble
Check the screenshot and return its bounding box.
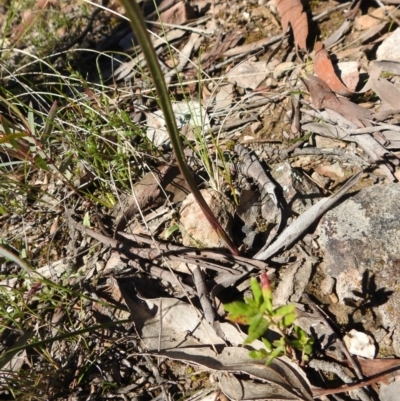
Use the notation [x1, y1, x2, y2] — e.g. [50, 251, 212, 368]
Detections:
[329, 293, 339, 304]
[320, 276, 335, 296]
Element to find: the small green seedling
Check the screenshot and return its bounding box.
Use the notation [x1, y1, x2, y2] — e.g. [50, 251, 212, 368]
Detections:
[224, 272, 313, 365]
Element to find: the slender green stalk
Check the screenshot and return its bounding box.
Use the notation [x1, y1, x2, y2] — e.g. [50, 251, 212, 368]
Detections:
[118, 0, 238, 255]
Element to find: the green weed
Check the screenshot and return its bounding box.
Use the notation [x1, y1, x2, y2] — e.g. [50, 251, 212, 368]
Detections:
[225, 272, 314, 365]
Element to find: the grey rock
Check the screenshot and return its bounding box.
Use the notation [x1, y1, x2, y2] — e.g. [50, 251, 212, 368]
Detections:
[271, 162, 322, 215]
[380, 378, 400, 401]
[317, 184, 400, 356]
[242, 230, 258, 249]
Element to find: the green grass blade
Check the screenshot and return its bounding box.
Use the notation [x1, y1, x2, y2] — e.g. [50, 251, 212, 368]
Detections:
[42, 100, 58, 140]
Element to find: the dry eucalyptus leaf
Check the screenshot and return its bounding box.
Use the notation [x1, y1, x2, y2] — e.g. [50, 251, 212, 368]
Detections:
[302, 74, 371, 127]
[368, 77, 400, 110]
[226, 60, 269, 90]
[275, 0, 308, 51]
[156, 347, 314, 401]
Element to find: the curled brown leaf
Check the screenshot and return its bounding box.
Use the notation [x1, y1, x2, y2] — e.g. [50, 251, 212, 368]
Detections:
[302, 73, 371, 128]
[313, 41, 354, 96]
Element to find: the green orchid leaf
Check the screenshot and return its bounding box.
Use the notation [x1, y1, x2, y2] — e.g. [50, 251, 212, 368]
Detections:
[273, 304, 295, 317]
[225, 301, 257, 324]
[245, 313, 269, 344]
[262, 337, 272, 351]
[118, 0, 238, 255]
[42, 100, 57, 141]
[33, 154, 49, 171]
[249, 348, 269, 359]
[282, 311, 297, 327]
[250, 277, 262, 306]
[266, 347, 284, 365]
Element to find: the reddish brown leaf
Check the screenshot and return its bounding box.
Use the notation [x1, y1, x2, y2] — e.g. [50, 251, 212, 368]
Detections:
[276, 0, 308, 51]
[313, 41, 354, 96]
[357, 357, 400, 383]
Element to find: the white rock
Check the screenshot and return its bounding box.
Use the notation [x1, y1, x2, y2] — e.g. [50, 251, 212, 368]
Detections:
[377, 28, 400, 62]
[343, 329, 376, 359]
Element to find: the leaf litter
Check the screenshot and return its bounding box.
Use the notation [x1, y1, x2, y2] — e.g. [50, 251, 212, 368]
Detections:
[2, 0, 400, 399]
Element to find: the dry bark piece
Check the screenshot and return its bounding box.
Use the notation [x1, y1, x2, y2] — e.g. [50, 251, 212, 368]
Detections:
[273, 257, 307, 306]
[313, 42, 354, 96]
[275, 0, 308, 51]
[356, 357, 400, 379]
[235, 143, 283, 245]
